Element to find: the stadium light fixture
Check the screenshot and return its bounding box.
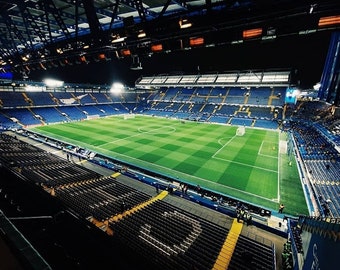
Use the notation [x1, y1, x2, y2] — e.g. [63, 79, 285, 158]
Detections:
[189, 37, 204, 46]
[313, 82, 321, 91]
[151, 44, 163, 52]
[243, 28, 263, 39]
[110, 82, 125, 94]
[43, 78, 64, 87]
[112, 34, 127, 43]
[137, 30, 146, 38]
[318, 15, 340, 27]
[179, 19, 192, 29]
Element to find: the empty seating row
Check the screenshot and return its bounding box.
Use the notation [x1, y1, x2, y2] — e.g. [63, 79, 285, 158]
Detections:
[110, 200, 230, 270]
[55, 177, 151, 221]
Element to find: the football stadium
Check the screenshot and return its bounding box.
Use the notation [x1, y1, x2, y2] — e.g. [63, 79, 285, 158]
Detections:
[0, 1, 340, 270]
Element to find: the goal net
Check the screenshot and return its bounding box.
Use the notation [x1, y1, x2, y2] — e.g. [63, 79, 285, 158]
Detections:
[236, 126, 245, 136]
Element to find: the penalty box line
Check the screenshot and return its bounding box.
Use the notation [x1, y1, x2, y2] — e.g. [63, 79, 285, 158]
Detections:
[213, 136, 278, 173]
[212, 135, 279, 201]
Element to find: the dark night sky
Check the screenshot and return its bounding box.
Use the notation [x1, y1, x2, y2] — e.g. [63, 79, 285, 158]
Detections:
[26, 30, 332, 89]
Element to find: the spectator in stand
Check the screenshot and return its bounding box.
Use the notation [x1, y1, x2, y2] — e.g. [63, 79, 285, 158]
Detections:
[279, 203, 285, 213]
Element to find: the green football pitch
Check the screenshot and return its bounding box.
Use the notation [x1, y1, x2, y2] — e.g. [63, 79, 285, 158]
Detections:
[31, 115, 309, 216]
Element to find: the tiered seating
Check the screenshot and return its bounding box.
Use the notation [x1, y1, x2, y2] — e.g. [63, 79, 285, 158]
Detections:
[31, 107, 67, 123]
[121, 92, 139, 103]
[81, 105, 106, 116]
[0, 132, 277, 270]
[270, 87, 286, 106]
[52, 92, 78, 105]
[110, 200, 230, 270]
[299, 216, 340, 242]
[3, 108, 41, 125]
[195, 87, 211, 96]
[55, 177, 152, 221]
[0, 135, 99, 187]
[91, 93, 112, 103]
[247, 87, 272, 105]
[172, 88, 194, 103]
[249, 107, 273, 119]
[0, 150, 64, 168]
[0, 135, 45, 161]
[107, 93, 122, 103]
[201, 104, 216, 114]
[208, 87, 226, 103]
[209, 115, 230, 124]
[228, 235, 275, 270]
[78, 94, 96, 104]
[96, 104, 126, 114]
[313, 185, 340, 217]
[291, 123, 339, 161]
[291, 121, 340, 217]
[190, 103, 204, 113]
[314, 122, 340, 147]
[254, 119, 279, 129]
[230, 117, 253, 126]
[139, 86, 284, 128]
[304, 160, 340, 183]
[0, 91, 28, 108]
[160, 88, 178, 101]
[26, 92, 56, 106]
[0, 113, 20, 129]
[57, 106, 86, 120]
[226, 88, 247, 104]
[218, 105, 239, 116]
[21, 162, 99, 187]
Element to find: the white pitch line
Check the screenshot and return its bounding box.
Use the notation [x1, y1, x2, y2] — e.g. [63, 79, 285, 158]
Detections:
[94, 146, 275, 202]
[213, 136, 277, 173]
[97, 125, 177, 148]
[212, 156, 278, 173]
[33, 118, 278, 202]
[277, 132, 282, 202]
[212, 135, 237, 158]
[212, 133, 280, 201]
[258, 141, 264, 155]
[258, 140, 278, 159]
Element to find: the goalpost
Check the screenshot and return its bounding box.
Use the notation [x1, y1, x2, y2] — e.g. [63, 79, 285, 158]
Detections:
[236, 125, 245, 136]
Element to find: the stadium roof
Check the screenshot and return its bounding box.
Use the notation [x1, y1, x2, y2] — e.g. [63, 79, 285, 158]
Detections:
[0, 1, 339, 83]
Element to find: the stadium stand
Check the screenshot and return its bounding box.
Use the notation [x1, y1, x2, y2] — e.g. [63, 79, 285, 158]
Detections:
[1, 70, 340, 269]
[0, 132, 278, 270]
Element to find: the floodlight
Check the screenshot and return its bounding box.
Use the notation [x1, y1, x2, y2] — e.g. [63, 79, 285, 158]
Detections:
[179, 19, 192, 29]
[43, 78, 64, 87]
[137, 30, 146, 38]
[313, 82, 321, 91]
[110, 82, 124, 94]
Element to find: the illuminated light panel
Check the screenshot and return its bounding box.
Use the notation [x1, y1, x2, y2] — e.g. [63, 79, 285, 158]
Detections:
[98, 53, 106, 60]
[179, 19, 192, 29]
[189, 37, 204, 46]
[43, 79, 64, 87]
[110, 82, 124, 94]
[243, 28, 263, 39]
[80, 55, 87, 62]
[318, 15, 340, 27]
[151, 44, 163, 52]
[121, 49, 131, 57]
[137, 30, 146, 38]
